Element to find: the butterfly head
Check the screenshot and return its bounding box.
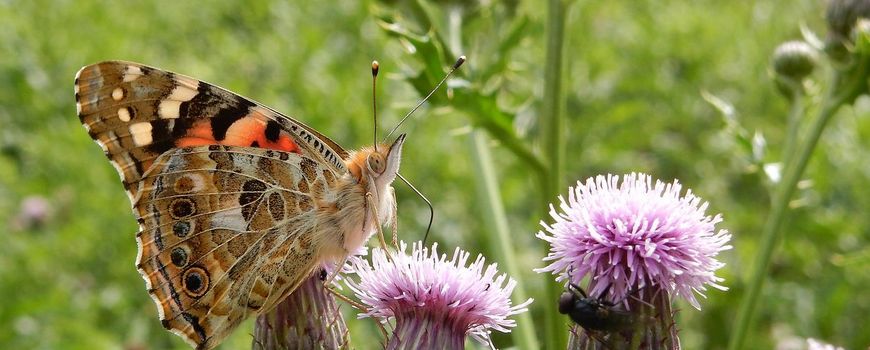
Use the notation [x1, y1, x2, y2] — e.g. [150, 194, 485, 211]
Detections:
[341, 134, 405, 253]
[349, 133, 405, 188]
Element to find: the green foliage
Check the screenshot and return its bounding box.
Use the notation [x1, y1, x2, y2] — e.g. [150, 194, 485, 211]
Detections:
[1, 1, 868, 349]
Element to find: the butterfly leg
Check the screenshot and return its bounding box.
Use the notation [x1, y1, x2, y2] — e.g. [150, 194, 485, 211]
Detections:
[325, 287, 389, 339]
[365, 192, 393, 261]
[389, 187, 399, 250]
[322, 258, 348, 289]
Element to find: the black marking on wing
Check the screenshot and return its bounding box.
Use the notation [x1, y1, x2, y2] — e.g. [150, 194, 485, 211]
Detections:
[179, 82, 211, 118]
[210, 99, 254, 141]
[264, 120, 280, 142]
[146, 117, 196, 155]
[152, 209, 165, 250]
[182, 312, 208, 349]
[156, 259, 184, 317]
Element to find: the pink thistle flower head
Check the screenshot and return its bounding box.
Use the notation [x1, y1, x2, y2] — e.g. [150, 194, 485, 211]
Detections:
[345, 241, 533, 348]
[536, 173, 732, 309]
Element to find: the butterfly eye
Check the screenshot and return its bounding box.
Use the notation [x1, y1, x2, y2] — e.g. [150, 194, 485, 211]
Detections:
[366, 153, 386, 174]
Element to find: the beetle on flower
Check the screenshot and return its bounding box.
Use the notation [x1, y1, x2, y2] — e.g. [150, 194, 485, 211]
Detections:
[536, 173, 732, 348]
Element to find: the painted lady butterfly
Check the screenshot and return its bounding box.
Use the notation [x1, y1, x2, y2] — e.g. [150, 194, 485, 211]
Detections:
[74, 61, 404, 349]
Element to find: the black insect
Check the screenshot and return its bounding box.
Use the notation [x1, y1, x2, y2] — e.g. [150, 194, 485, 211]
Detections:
[558, 283, 636, 333]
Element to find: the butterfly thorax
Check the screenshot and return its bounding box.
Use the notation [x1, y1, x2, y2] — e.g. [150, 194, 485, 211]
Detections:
[337, 140, 403, 258]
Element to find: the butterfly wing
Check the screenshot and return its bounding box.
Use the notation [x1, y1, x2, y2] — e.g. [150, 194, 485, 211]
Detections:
[75, 60, 349, 202]
[74, 62, 351, 349]
[135, 145, 334, 349]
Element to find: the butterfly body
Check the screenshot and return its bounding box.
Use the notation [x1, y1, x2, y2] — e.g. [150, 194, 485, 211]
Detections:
[75, 61, 402, 349]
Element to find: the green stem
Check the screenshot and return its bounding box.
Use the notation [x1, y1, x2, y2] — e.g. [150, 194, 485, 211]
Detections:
[540, 0, 572, 348]
[541, 0, 569, 197]
[781, 83, 805, 166]
[469, 131, 539, 350]
[727, 69, 853, 350]
[446, 6, 538, 349]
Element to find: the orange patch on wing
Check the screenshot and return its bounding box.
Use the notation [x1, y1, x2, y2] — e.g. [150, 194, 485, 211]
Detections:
[174, 117, 302, 154]
[176, 121, 222, 147]
[223, 117, 266, 146]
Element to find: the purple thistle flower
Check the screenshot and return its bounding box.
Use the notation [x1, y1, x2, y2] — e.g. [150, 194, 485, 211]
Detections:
[536, 173, 732, 310]
[345, 241, 533, 349]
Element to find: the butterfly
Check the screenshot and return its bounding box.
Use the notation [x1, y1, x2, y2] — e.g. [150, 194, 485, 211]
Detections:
[74, 61, 404, 349]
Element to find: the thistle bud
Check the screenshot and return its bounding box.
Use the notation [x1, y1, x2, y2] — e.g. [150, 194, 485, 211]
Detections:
[824, 0, 870, 62]
[772, 41, 819, 81]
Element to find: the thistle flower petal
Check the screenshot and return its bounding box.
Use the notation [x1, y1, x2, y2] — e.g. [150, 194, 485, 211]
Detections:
[346, 241, 532, 347]
[536, 173, 732, 310]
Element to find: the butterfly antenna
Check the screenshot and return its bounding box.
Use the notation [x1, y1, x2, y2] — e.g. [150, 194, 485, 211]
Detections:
[383, 55, 466, 142]
[397, 173, 434, 245]
[372, 61, 379, 152]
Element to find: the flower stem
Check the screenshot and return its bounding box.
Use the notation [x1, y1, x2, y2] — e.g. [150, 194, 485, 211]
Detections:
[541, 0, 569, 195]
[781, 83, 805, 166]
[253, 273, 349, 350]
[388, 313, 465, 350]
[727, 69, 854, 350]
[540, 0, 572, 348]
[469, 131, 539, 350]
[448, 6, 538, 349]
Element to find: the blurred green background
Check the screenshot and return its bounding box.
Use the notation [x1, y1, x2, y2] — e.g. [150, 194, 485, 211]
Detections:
[1, 0, 868, 349]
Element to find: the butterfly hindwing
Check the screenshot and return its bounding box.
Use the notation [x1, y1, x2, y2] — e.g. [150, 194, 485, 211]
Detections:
[75, 61, 348, 201]
[134, 145, 333, 349]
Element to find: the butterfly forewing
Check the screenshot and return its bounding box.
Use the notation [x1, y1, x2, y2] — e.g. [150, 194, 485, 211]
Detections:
[75, 61, 348, 201]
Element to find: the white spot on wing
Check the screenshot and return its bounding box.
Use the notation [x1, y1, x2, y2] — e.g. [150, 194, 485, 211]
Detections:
[157, 81, 199, 119]
[167, 81, 199, 101]
[111, 87, 124, 101]
[76, 102, 82, 115]
[129, 122, 154, 146]
[117, 107, 131, 122]
[158, 100, 182, 119]
[123, 65, 143, 82]
[211, 207, 247, 232]
[174, 75, 200, 89]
